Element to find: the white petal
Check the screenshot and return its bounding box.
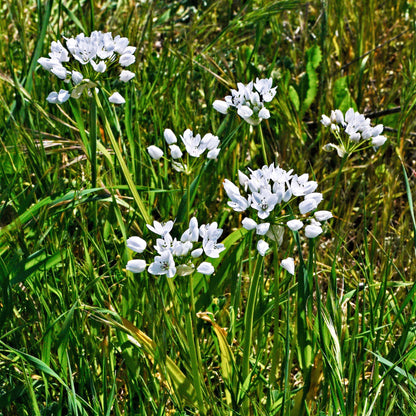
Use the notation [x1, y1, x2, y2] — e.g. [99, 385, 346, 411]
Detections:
[126, 236, 147, 253]
[213, 100, 230, 114]
[242, 217, 257, 230]
[314, 210, 333, 222]
[257, 239, 269, 256]
[256, 223, 270, 235]
[169, 144, 183, 159]
[281, 257, 295, 275]
[120, 70, 135, 82]
[287, 219, 303, 231]
[305, 224, 323, 238]
[164, 128, 177, 144]
[126, 259, 146, 273]
[197, 262, 215, 275]
[109, 92, 125, 104]
[147, 145, 164, 160]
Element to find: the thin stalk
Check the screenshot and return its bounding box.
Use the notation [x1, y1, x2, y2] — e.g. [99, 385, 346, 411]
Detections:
[94, 91, 151, 225]
[242, 256, 264, 412]
[184, 275, 206, 414]
[327, 153, 348, 209]
[89, 96, 97, 225]
[258, 124, 268, 165]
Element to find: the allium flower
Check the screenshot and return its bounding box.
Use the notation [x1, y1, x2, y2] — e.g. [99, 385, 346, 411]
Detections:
[148, 250, 176, 278]
[147, 145, 164, 160]
[321, 107, 388, 155]
[197, 262, 215, 275]
[126, 259, 146, 273]
[38, 31, 136, 104]
[224, 162, 332, 255]
[126, 216, 226, 279]
[257, 239, 269, 256]
[281, 257, 295, 275]
[213, 77, 276, 125]
[126, 236, 146, 253]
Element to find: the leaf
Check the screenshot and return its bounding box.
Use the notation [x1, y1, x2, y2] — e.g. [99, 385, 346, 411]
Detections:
[300, 44, 322, 115]
[333, 76, 357, 112]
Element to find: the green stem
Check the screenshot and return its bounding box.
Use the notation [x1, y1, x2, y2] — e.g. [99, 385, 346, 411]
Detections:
[184, 275, 206, 414]
[89, 96, 97, 190]
[258, 124, 268, 165]
[242, 256, 264, 412]
[327, 153, 348, 209]
[94, 91, 151, 225]
[89, 96, 97, 225]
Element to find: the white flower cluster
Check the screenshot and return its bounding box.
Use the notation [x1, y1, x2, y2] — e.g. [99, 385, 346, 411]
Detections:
[213, 78, 277, 125]
[321, 108, 387, 152]
[147, 128, 221, 165]
[38, 31, 136, 105]
[223, 163, 332, 275]
[126, 217, 226, 278]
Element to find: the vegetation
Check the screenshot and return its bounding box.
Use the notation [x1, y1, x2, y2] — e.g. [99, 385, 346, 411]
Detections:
[1, 0, 415, 414]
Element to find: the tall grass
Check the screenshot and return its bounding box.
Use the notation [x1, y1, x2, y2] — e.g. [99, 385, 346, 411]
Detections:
[1, 1, 416, 415]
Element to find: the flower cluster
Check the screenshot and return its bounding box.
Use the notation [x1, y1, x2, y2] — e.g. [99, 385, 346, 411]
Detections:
[224, 163, 332, 274]
[321, 108, 387, 156]
[147, 128, 221, 166]
[213, 78, 277, 125]
[126, 217, 226, 277]
[38, 31, 136, 104]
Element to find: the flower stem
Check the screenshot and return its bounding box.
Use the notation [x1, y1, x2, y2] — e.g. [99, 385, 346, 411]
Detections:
[242, 256, 264, 412]
[185, 275, 206, 414]
[258, 124, 268, 165]
[327, 152, 348, 209]
[94, 91, 151, 225]
[89, 96, 97, 224]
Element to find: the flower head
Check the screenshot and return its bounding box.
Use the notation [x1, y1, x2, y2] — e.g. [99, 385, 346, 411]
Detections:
[38, 31, 136, 104]
[213, 78, 276, 125]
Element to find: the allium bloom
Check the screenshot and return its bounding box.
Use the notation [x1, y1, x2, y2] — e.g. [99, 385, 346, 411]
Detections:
[257, 239, 269, 256]
[281, 257, 295, 275]
[321, 107, 388, 154]
[126, 259, 146, 273]
[38, 31, 136, 104]
[224, 162, 332, 256]
[126, 236, 146, 253]
[147, 145, 164, 160]
[127, 216, 226, 279]
[213, 77, 276, 125]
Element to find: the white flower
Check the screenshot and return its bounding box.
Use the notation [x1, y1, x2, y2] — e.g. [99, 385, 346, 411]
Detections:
[126, 236, 146, 253]
[46, 89, 70, 104]
[164, 128, 177, 144]
[126, 259, 146, 273]
[147, 220, 174, 236]
[314, 210, 333, 222]
[299, 198, 318, 215]
[147, 145, 164, 160]
[321, 114, 331, 127]
[109, 92, 125, 104]
[203, 240, 225, 259]
[120, 70, 135, 82]
[287, 219, 303, 231]
[223, 179, 250, 212]
[281, 257, 295, 275]
[91, 60, 106, 73]
[197, 262, 215, 275]
[180, 129, 207, 157]
[148, 250, 176, 278]
[257, 239, 269, 256]
[251, 188, 279, 219]
[372, 135, 387, 148]
[207, 148, 220, 159]
[181, 217, 199, 242]
[72, 70, 83, 84]
[169, 144, 183, 159]
[191, 248, 203, 258]
[256, 223, 270, 235]
[213, 100, 230, 114]
[119, 53, 135, 67]
[242, 217, 257, 230]
[305, 224, 323, 238]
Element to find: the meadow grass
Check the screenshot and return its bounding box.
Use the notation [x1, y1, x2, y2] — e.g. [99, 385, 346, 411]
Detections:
[1, 0, 416, 415]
